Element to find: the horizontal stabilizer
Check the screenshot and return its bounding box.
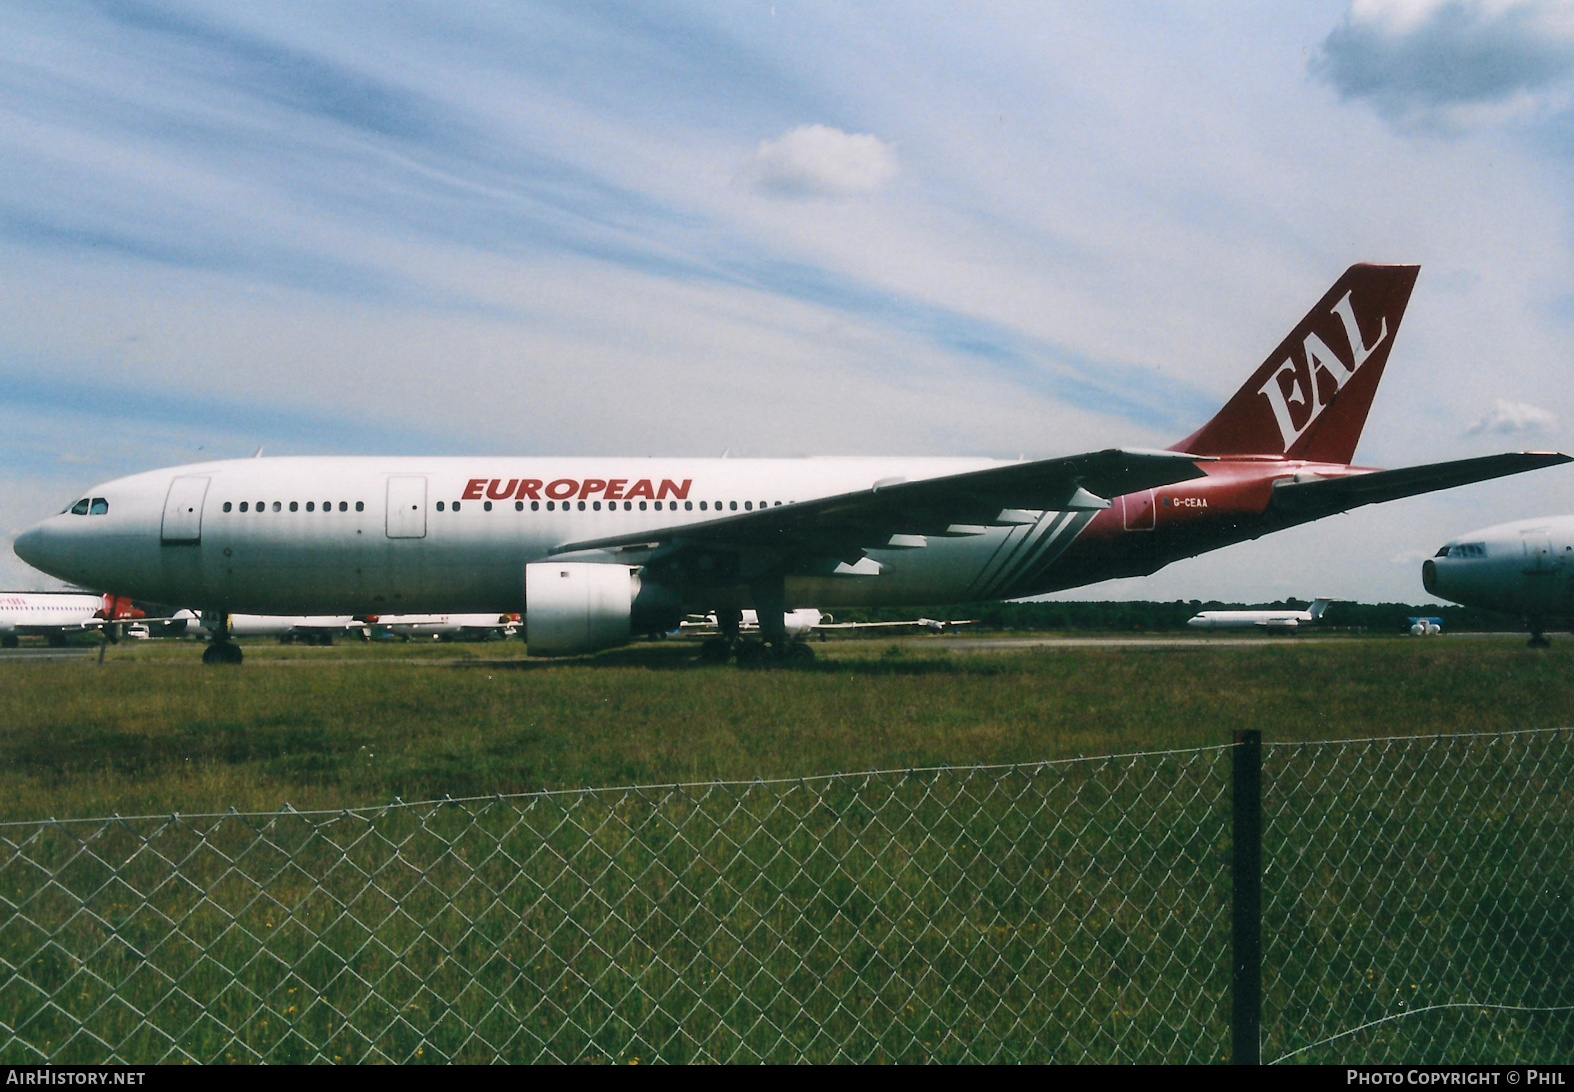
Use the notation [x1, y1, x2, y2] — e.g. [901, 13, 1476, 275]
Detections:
[1270, 452, 1571, 521]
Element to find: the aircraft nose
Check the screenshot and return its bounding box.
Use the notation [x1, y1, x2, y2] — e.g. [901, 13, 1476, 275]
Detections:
[12, 524, 46, 570]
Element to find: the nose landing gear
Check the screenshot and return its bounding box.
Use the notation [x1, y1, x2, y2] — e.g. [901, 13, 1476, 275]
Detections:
[201, 612, 243, 665]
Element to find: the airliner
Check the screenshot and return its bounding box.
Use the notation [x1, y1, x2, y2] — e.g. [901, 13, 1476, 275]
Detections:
[365, 613, 520, 641]
[13, 264, 1570, 664]
[1423, 515, 1574, 645]
[683, 608, 976, 641]
[0, 591, 143, 648]
[1186, 598, 1333, 631]
[209, 614, 368, 645]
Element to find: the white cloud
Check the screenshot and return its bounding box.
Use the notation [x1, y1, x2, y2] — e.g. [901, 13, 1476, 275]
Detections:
[1465, 398, 1559, 433]
[1315, 0, 1574, 127]
[746, 124, 898, 197]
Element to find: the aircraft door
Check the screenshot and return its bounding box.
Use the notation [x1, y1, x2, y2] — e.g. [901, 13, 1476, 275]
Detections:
[386, 476, 428, 539]
[1521, 528, 1554, 574]
[1122, 490, 1156, 531]
[160, 476, 210, 544]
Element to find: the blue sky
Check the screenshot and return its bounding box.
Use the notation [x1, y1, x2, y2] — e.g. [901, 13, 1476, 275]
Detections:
[5, 0, 1574, 601]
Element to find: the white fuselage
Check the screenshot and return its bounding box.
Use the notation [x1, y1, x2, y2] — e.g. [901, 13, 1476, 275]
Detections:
[14, 456, 1086, 615]
[1423, 515, 1574, 619]
[1186, 610, 1314, 630]
[0, 592, 110, 636]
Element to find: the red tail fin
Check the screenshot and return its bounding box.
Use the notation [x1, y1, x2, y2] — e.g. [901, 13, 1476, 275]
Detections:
[1172, 264, 1419, 463]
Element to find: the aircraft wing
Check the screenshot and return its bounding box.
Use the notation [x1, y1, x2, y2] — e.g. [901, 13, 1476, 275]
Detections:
[1270, 452, 1571, 522]
[551, 448, 1211, 560]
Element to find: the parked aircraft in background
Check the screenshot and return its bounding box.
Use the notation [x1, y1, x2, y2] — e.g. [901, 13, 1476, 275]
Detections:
[1423, 515, 1574, 645]
[14, 264, 1572, 664]
[0, 591, 143, 647]
[1408, 617, 1443, 636]
[205, 614, 368, 645]
[683, 608, 976, 642]
[364, 613, 520, 641]
[1186, 598, 1334, 631]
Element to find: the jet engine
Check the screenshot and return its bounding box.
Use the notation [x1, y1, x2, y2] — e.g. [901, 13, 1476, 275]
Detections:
[523, 562, 683, 656]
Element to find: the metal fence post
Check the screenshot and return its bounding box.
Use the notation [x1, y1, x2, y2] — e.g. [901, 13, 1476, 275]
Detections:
[1232, 729, 1263, 1064]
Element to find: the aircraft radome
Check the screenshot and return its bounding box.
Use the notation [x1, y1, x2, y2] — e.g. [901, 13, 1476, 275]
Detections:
[14, 264, 1571, 665]
[1423, 515, 1574, 646]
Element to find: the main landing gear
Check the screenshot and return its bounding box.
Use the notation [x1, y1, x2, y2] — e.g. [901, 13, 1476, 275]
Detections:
[201, 612, 243, 665]
[698, 594, 816, 667]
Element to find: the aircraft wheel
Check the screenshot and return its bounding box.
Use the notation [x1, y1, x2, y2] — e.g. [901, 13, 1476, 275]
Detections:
[202, 642, 243, 665]
[1, 635, 17, 649]
[699, 637, 732, 664]
[787, 641, 815, 663]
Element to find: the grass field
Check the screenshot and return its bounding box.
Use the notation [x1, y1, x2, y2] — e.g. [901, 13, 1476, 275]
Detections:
[0, 634, 1571, 822]
[0, 635, 1570, 1063]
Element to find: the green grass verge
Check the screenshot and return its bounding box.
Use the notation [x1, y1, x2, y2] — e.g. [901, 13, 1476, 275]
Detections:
[0, 637, 1569, 1063]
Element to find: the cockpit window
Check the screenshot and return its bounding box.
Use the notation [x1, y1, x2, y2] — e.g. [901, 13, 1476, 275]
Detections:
[70, 499, 90, 516]
[1450, 543, 1487, 559]
[1434, 545, 1450, 557]
[89, 498, 108, 515]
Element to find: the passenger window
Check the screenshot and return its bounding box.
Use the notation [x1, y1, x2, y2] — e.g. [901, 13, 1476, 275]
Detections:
[546, 501, 554, 511]
[531, 501, 539, 511]
[639, 501, 648, 511]
[452, 501, 461, 512]
[71, 499, 90, 515]
[685, 501, 693, 510]
[355, 501, 364, 512]
[699, 501, 707, 511]
[223, 502, 233, 513]
[239, 502, 249, 513]
[625, 501, 633, 511]
[257, 501, 265, 512]
[745, 501, 753, 510]
[578, 501, 586, 511]
[271, 501, 281, 512]
[515, 501, 524, 511]
[339, 502, 348, 512]
[289, 501, 298, 512]
[484, 501, 493, 512]
[436, 501, 444, 511]
[593, 501, 601, 511]
[323, 501, 331, 511]
[730, 501, 738, 511]
[306, 502, 314, 512]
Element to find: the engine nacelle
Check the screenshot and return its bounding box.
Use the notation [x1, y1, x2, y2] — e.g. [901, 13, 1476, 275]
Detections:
[524, 562, 637, 656]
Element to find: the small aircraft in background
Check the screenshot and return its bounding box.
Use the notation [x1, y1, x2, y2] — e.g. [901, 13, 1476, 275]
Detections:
[1408, 616, 1444, 636]
[1186, 598, 1334, 631]
[0, 591, 145, 647]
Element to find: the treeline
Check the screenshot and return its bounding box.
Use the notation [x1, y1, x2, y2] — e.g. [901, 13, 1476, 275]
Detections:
[830, 599, 1522, 634]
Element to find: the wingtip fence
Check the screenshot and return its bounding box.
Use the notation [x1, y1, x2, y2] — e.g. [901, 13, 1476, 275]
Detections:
[0, 730, 1569, 1064]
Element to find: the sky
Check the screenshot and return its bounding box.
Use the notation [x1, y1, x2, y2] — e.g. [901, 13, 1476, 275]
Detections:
[4, 0, 1574, 603]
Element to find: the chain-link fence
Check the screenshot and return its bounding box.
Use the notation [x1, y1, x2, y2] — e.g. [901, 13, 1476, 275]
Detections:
[0, 730, 1569, 1063]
